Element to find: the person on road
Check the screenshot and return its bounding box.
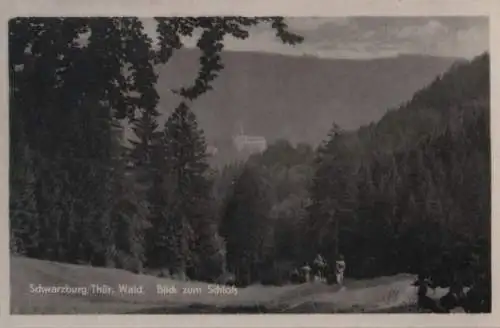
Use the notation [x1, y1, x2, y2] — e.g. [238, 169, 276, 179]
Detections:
[313, 253, 327, 280]
[300, 264, 312, 283]
[335, 254, 346, 286]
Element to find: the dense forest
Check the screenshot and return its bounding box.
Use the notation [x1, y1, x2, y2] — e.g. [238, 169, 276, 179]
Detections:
[9, 18, 490, 309]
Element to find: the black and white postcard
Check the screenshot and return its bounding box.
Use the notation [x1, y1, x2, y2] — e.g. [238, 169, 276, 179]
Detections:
[4, 0, 497, 327]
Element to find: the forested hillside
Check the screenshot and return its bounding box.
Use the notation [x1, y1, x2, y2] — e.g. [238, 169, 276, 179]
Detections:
[350, 53, 489, 155]
[209, 53, 490, 289]
[305, 53, 490, 290]
[9, 17, 490, 312]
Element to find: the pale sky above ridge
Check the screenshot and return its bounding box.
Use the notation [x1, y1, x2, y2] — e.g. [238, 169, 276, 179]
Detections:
[141, 16, 488, 59]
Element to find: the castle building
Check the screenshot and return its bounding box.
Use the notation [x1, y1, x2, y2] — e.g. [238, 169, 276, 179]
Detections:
[232, 124, 267, 154]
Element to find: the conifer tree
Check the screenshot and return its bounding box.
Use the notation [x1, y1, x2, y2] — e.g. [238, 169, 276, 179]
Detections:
[221, 164, 270, 286]
[147, 103, 215, 278]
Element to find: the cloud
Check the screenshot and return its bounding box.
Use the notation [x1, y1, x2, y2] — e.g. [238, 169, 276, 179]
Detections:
[438, 25, 489, 58]
[285, 17, 351, 31]
[396, 20, 448, 39]
[384, 18, 489, 58]
[141, 17, 489, 60]
[300, 17, 488, 59]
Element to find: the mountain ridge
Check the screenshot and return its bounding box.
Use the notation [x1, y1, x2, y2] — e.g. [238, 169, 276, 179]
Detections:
[122, 49, 463, 165]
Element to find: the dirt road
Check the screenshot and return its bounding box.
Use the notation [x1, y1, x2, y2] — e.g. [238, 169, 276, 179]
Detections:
[11, 256, 439, 314]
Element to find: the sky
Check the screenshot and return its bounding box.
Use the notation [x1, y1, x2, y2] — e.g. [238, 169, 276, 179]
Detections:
[142, 16, 489, 59]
